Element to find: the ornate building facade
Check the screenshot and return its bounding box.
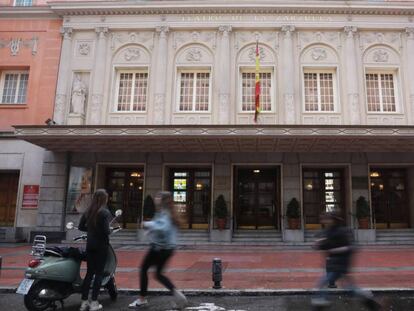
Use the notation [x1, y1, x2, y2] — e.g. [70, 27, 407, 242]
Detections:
[0, 3, 62, 241]
[12, 0, 414, 243]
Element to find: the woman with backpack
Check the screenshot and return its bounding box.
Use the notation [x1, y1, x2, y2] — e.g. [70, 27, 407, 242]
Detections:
[129, 191, 187, 309]
[78, 189, 112, 311]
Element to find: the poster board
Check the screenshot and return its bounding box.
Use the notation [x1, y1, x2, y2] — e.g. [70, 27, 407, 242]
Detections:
[66, 166, 93, 213]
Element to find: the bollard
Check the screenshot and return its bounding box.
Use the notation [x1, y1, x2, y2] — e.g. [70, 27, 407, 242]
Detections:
[0, 256, 2, 277]
[212, 258, 222, 289]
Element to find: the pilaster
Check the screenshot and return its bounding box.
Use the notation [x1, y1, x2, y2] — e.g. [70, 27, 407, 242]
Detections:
[153, 26, 169, 124]
[281, 25, 296, 124]
[218, 25, 232, 125]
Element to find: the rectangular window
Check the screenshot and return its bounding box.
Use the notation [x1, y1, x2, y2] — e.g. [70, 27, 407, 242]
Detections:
[178, 70, 210, 112]
[365, 73, 396, 112]
[304, 71, 335, 112]
[0, 71, 29, 104]
[116, 71, 148, 112]
[241, 71, 272, 112]
[14, 0, 32, 6]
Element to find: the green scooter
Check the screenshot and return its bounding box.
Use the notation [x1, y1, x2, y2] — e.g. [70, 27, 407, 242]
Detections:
[17, 210, 123, 311]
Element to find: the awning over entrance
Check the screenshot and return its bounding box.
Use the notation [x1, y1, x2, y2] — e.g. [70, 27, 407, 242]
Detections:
[13, 125, 414, 152]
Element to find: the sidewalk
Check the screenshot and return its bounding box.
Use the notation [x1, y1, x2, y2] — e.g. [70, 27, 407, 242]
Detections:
[1, 244, 414, 291]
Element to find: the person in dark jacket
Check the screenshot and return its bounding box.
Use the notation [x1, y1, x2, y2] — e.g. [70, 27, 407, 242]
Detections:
[78, 189, 112, 311]
[312, 212, 380, 310]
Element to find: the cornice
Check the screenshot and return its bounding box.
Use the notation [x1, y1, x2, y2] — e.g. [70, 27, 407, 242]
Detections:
[0, 6, 58, 19]
[48, 0, 414, 17]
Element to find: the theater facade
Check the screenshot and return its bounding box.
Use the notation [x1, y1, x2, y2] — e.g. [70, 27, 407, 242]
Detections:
[14, 0, 414, 243]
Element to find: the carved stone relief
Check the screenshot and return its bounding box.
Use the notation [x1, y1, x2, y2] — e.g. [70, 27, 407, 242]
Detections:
[90, 94, 103, 124]
[173, 31, 217, 50]
[74, 40, 92, 57]
[359, 32, 402, 51]
[235, 31, 279, 51]
[298, 31, 340, 51]
[124, 48, 141, 61]
[0, 37, 38, 56]
[219, 93, 229, 124]
[110, 31, 154, 52]
[301, 45, 337, 63]
[185, 48, 202, 62]
[177, 45, 213, 64]
[284, 94, 295, 124]
[238, 44, 274, 64]
[113, 45, 150, 64]
[311, 48, 327, 61]
[373, 49, 389, 62]
[364, 47, 398, 64]
[54, 94, 67, 124]
[247, 46, 266, 61]
[154, 93, 165, 124]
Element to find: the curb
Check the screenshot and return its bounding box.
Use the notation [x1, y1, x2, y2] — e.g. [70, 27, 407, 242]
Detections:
[2, 286, 414, 296]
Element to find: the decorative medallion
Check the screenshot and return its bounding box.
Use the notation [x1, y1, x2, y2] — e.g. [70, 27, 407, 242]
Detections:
[78, 43, 90, 56]
[311, 48, 327, 61]
[373, 49, 389, 62]
[124, 48, 141, 61]
[248, 46, 266, 61]
[185, 48, 202, 62]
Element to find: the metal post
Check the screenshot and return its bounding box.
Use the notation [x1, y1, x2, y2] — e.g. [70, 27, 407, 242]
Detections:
[0, 256, 2, 277]
[212, 258, 222, 289]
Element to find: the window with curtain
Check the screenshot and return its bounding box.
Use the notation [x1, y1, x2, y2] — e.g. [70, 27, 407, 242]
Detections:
[303, 71, 336, 112]
[241, 70, 273, 112]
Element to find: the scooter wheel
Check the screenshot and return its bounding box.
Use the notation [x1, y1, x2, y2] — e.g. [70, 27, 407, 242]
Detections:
[24, 281, 54, 311]
[106, 277, 118, 301]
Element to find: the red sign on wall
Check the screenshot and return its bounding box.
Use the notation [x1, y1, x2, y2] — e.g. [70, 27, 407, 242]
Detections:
[22, 185, 40, 209]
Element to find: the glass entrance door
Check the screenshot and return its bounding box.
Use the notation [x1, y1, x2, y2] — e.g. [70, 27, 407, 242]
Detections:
[303, 169, 344, 229]
[235, 167, 279, 229]
[106, 168, 144, 229]
[0, 172, 19, 226]
[370, 168, 408, 229]
[170, 168, 211, 229]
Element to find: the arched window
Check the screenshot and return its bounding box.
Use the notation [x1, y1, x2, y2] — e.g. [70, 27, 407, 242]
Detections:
[363, 46, 401, 113]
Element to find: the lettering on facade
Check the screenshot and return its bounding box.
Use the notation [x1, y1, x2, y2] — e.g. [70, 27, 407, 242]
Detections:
[180, 14, 332, 23]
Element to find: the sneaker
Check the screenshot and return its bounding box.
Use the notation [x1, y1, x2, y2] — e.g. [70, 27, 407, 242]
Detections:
[89, 301, 103, 311]
[311, 297, 331, 307]
[173, 289, 188, 307]
[128, 298, 148, 309]
[79, 300, 89, 311]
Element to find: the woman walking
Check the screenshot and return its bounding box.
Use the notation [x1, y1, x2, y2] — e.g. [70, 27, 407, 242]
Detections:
[129, 191, 187, 309]
[78, 189, 112, 311]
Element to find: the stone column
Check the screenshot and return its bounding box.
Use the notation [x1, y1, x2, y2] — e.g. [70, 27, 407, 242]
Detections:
[406, 28, 414, 123]
[53, 27, 72, 125]
[218, 26, 232, 124]
[281, 25, 296, 124]
[153, 26, 169, 125]
[89, 27, 108, 125]
[344, 26, 360, 125]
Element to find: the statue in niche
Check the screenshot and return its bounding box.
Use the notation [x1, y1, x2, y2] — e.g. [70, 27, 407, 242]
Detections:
[71, 74, 87, 115]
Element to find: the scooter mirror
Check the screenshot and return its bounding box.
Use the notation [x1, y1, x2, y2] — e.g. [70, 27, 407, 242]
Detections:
[115, 209, 123, 217]
[66, 222, 74, 230]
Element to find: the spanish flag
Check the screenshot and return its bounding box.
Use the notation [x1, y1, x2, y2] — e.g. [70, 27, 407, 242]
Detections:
[254, 40, 261, 123]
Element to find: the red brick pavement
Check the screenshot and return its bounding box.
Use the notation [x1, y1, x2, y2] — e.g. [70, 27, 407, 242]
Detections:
[1, 245, 414, 290]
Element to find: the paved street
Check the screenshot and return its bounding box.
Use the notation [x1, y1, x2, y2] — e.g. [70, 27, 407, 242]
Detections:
[2, 244, 414, 290]
[0, 292, 412, 311]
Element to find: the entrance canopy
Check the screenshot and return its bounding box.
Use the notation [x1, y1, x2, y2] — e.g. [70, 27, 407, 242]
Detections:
[13, 125, 414, 153]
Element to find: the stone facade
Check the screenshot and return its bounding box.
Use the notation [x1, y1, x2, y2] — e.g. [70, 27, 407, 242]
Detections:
[8, 0, 414, 243]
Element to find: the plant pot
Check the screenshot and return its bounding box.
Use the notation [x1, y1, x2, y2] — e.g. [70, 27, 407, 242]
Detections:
[217, 218, 227, 230]
[358, 218, 370, 229]
[288, 218, 301, 230]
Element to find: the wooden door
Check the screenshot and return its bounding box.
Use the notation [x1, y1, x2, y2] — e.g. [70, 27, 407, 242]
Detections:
[0, 172, 19, 226]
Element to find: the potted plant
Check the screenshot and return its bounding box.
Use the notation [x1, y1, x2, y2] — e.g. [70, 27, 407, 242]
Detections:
[143, 195, 155, 221]
[356, 196, 370, 229]
[286, 198, 301, 229]
[214, 195, 228, 230]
